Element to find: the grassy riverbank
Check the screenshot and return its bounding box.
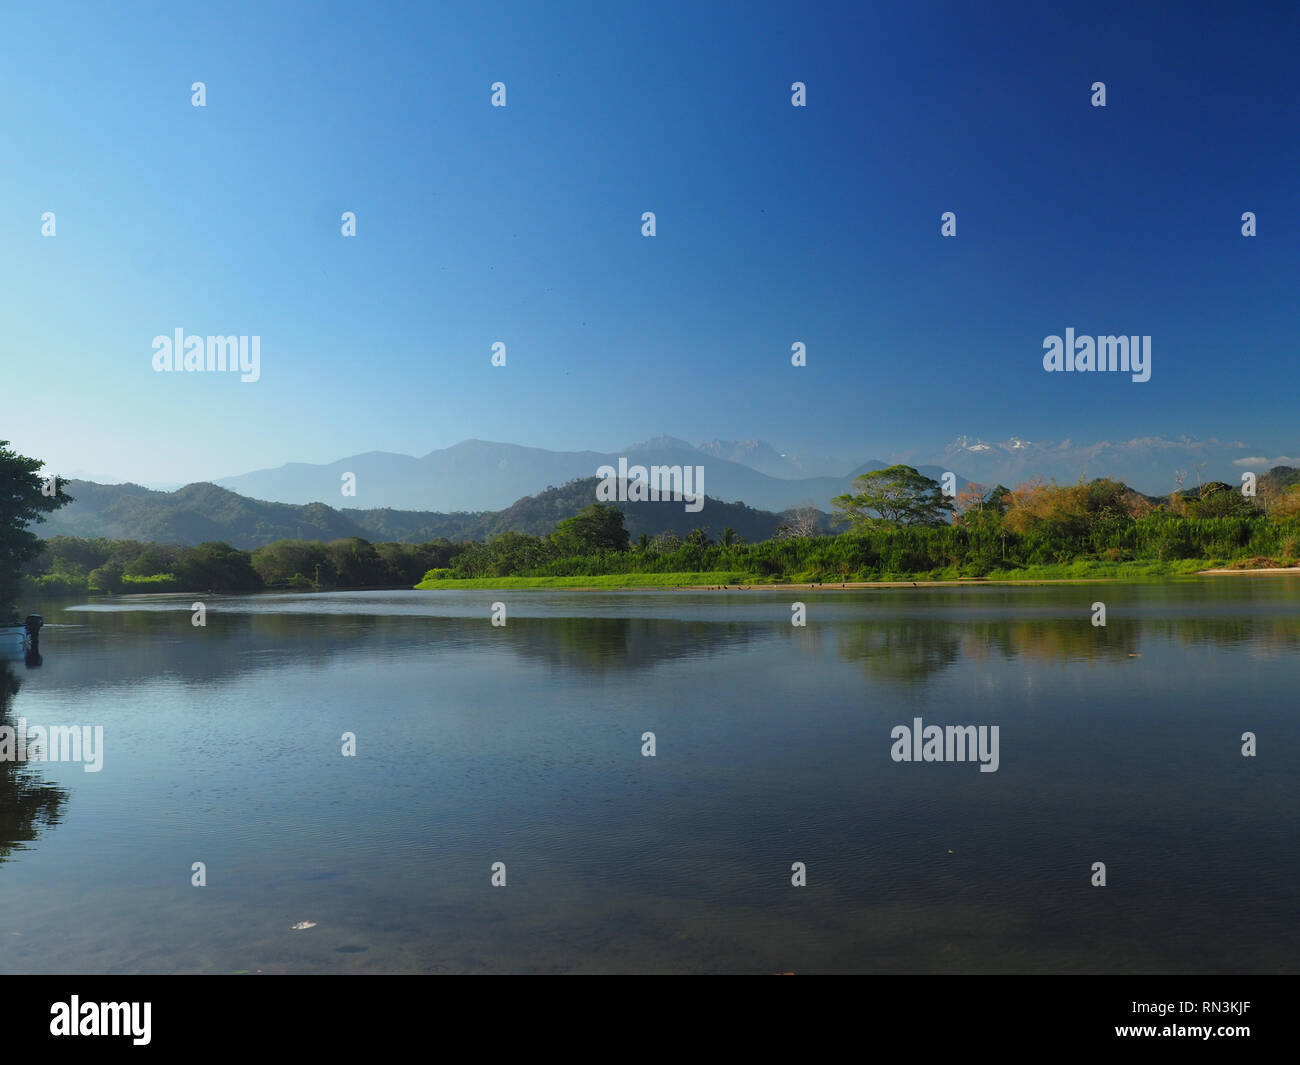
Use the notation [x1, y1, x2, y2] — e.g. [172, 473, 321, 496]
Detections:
[413, 558, 1277, 590]
[415, 571, 751, 589]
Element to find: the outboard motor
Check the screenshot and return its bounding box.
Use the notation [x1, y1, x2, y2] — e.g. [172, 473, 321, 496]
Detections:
[24, 615, 43, 642]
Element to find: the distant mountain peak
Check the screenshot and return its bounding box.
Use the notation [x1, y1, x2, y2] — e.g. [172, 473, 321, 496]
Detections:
[623, 434, 697, 452]
[695, 437, 780, 457]
[948, 434, 1033, 454]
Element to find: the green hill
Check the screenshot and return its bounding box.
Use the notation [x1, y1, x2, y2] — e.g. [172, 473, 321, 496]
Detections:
[41, 481, 368, 545]
[348, 477, 822, 543]
[37, 478, 823, 549]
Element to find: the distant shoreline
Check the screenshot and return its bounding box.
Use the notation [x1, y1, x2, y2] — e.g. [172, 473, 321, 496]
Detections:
[413, 572, 1289, 592]
[1196, 566, 1300, 576]
[565, 572, 1300, 591]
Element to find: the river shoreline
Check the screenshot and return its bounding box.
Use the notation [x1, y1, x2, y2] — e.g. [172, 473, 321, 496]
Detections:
[415, 569, 1300, 592]
[1195, 567, 1300, 576]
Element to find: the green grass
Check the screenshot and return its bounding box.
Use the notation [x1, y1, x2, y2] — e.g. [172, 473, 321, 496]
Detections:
[981, 559, 1214, 580]
[414, 558, 1252, 590]
[415, 571, 751, 590]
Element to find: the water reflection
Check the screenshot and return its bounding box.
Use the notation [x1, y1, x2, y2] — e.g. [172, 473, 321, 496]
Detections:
[35, 585, 1300, 691]
[3, 584, 1296, 974]
[0, 666, 68, 868]
[837, 620, 963, 683]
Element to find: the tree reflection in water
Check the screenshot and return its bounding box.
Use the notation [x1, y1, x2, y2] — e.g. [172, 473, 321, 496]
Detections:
[0, 665, 67, 869]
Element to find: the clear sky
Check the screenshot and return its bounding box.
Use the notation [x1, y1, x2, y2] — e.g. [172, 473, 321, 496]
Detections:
[1, 0, 1296, 485]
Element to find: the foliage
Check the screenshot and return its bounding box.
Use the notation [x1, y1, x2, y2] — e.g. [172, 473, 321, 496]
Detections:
[416, 571, 750, 590]
[39, 476, 809, 547]
[0, 442, 73, 617]
[551, 504, 630, 555]
[16, 468, 1300, 595]
[831, 465, 953, 530]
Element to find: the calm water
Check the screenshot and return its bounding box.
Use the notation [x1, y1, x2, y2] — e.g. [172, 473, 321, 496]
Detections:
[0, 581, 1295, 974]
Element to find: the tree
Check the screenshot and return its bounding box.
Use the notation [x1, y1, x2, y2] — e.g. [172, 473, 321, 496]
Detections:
[1187, 482, 1255, 519]
[324, 538, 386, 587]
[831, 466, 953, 530]
[124, 546, 180, 577]
[0, 441, 73, 616]
[954, 481, 990, 517]
[31, 536, 112, 575]
[251, 539, 331, 586]
[479, 532, 556, 576]
[1003, 480, 1090, 540]
[177, 542, 262, 593]
[1270, 484, 1300, 519]
[375, 542, 434, 586]
[649, 531, 681, 553]
[89, 562, 126, 594]
[551, 504, 630, 555]
[775, 504, 820, 539]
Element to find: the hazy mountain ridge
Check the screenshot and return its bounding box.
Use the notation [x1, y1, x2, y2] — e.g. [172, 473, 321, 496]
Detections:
[907, 435, 1266, 495]
[31, 466, 1299, 551]
[36, 478, 829, 549]
[215, 438, 948, 512]
[653, 437, 854, 479]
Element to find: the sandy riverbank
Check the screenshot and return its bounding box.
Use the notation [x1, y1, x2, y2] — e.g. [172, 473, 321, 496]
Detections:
[1196, 567, 1300, 576]
[674, 578, 1158, 590]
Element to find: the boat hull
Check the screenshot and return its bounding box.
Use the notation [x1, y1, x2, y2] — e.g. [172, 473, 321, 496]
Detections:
[0, 626, 31, 661]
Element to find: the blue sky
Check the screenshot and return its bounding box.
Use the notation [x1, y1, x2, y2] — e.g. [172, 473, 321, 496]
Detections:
[1, 0, 1296, 486]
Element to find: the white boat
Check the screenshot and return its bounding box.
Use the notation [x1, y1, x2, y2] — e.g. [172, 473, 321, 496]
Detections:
[0, 625, 30, 661]
[1, 617, 41, 663]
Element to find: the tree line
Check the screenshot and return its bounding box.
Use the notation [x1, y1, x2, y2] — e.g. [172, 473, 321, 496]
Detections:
[8, 442, 1300, 607]
[22, 536, 467, 595]
[425, 466, 1300, 582]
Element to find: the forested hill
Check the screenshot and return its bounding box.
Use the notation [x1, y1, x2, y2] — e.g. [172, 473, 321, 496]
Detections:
[351, 477, 823, 543]
[37, 478, 824, 549]
[37, 470, 1300, 551]
[37, 481, 369, 546]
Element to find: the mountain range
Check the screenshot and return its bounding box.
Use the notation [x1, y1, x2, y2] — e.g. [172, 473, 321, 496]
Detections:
[33, 465, 1300, 551]
[209, 433, 1288, 510]
[214, 436, 956, 514]
[902, 435, 1277, 497]
[35, 478, 830, 550]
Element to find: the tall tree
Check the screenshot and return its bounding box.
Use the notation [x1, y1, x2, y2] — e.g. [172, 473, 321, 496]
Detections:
[0, 441, 72, 616]
[551, 504, 630, 554]
[774, 504, 820, 539]
[831, 465, 953, 530]
[177, 542, 263, 593]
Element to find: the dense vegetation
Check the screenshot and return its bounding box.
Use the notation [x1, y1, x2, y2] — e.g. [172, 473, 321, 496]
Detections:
[37, 476, 812, 548]
[420, 471, 1300, 585]
[1, 441, 73, 619]
[19, 535, 466, 595]
[11, 461, 1300, 598]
